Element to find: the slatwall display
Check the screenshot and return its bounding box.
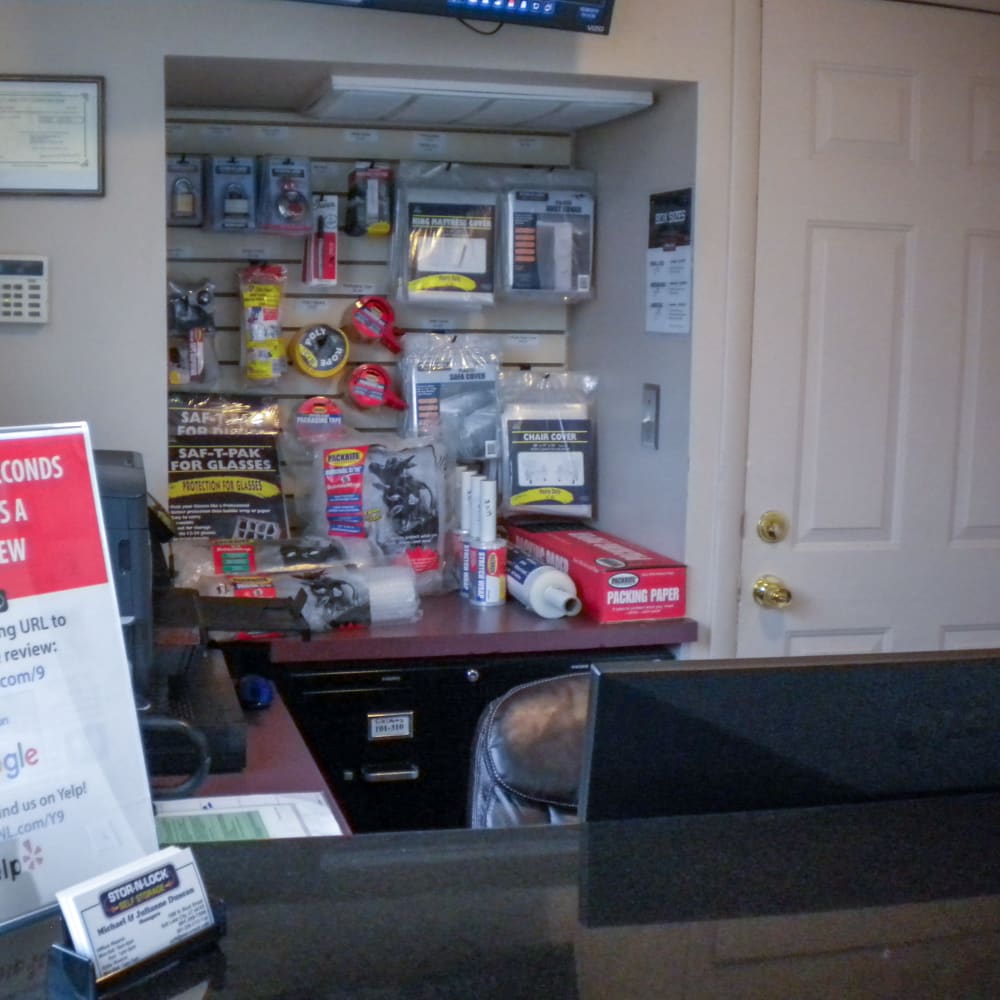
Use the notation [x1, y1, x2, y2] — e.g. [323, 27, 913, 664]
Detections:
[166, 111, 576, 527]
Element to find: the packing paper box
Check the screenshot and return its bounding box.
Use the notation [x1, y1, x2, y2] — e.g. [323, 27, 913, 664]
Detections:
[505, 519, 686, 623]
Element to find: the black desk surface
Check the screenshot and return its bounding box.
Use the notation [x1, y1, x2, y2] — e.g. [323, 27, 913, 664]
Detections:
[4, 793, 999, 999]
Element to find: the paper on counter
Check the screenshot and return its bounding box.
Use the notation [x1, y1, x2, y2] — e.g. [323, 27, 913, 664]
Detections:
[154, 792, 343, 843]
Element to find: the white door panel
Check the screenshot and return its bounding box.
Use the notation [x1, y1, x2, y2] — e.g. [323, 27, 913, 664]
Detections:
[738, 0, 1000, 655]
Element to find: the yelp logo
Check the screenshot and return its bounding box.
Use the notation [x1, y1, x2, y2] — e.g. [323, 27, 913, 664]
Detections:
[22, 839, 43, 871]
[0, 840, 42, 885]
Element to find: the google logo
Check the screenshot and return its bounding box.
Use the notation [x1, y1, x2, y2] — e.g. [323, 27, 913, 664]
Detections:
[2, 742, 39, 781]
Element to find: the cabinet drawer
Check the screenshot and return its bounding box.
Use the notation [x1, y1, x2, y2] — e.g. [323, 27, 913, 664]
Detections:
[274, 655, 631, 832]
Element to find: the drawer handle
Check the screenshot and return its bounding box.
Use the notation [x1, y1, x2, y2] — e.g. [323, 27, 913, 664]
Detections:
[361, 764, 420, 783]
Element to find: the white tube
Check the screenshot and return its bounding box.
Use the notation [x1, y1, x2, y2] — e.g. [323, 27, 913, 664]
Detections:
[506, 546, 582, 619]
[460, 468, 474, 533]
[480, 479, 497, 544]
[469, 475, 484, 541]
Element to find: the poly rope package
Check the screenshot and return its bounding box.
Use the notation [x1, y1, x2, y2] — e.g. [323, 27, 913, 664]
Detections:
[500, 370, 598, 519]
[400, 333, 502, 463]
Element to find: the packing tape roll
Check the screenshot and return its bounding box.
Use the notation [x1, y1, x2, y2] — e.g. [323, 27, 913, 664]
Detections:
[348, 296, 394, 341]
[288, 324, 349, 379]
[347, 363, 407, 410]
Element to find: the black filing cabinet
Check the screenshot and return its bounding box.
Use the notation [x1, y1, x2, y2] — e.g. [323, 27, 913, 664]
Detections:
[278, 654, 596, 833]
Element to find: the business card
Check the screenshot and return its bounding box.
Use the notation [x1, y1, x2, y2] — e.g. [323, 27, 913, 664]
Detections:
[55, 846, 214, 981]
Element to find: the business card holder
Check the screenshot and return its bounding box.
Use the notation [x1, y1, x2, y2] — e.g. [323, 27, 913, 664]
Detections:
[47, 898, 226, 999]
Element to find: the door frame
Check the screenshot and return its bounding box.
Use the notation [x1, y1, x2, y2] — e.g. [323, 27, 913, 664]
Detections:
[687, 0, 761, 658]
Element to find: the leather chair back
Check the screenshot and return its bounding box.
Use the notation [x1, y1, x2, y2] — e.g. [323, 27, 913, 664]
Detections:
[468, 673, 590, 828]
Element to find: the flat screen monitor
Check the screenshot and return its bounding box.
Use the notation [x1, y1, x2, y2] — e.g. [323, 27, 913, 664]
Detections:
[286, 0, 616, 35]
[580, 649, 1000, 822]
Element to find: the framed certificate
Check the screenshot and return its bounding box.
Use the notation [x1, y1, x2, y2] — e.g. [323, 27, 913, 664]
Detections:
[0, 75, 105, 195]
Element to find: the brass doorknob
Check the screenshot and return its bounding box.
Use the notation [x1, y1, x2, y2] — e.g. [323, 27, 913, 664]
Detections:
[756, 510, 789, 543]
[752, 574, 792, 609]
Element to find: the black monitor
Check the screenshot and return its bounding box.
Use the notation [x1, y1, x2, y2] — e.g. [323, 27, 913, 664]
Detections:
[580, 649, 1000, 822]
[285, 0, 616, 35]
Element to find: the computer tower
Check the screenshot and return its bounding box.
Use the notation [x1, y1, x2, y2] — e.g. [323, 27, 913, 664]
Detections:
[94, 449, 153, 703]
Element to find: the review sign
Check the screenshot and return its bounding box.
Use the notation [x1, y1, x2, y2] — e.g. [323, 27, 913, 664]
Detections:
[0, 423, 157, 927]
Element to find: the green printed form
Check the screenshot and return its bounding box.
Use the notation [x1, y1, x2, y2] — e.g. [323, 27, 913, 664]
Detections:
[157, 810, 270, 844]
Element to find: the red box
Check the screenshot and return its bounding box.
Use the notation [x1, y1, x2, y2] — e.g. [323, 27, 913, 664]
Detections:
[505, 520, 686, 624]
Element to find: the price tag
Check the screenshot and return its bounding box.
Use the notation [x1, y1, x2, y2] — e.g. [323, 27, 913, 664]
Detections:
[339, 282, 378, 297]
[345, 129, 380, 146]
[512, 136, 543, 154]
[415, 316, 456, 331]
[298, 298, 330, 313]
[255, 125, 289, 141]
[200, 124, 235, 140]
[412, 132, 447, 155]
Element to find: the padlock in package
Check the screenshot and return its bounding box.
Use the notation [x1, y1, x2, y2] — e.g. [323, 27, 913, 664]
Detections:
[207, 156, 257, 232]
[166, 155, 204, 227]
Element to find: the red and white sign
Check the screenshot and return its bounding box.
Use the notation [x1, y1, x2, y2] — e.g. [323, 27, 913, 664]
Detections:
[0, 423, 157, 927]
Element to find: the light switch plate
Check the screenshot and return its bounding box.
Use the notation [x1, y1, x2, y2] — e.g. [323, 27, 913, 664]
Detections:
[641, 382, 660, 450]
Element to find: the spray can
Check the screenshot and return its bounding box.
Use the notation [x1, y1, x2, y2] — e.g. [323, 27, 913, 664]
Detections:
[506, 546, 582, 619]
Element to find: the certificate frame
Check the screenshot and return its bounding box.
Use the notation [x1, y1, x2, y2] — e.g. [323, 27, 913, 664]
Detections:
[0, 75, 105, 196]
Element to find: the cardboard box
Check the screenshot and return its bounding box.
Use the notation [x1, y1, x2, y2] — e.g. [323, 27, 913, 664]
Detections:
[505, 520, 686, 624]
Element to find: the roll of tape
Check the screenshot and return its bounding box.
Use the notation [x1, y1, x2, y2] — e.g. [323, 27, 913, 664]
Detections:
[347, 363, 407, 410]
[347, 296, 394, 342]
[288, 324, 349, 379]
[294, 396, 343, 441]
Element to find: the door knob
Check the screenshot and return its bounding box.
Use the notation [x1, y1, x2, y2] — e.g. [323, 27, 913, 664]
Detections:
[752, 574, 792, 609]
[756, 510, 789, 543]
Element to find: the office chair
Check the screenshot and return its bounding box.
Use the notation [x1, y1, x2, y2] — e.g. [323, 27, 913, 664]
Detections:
[468, 673, 589, 829]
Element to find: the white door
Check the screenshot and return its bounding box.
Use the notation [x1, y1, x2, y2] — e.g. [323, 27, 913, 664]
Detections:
[737, 0, 1000, 656]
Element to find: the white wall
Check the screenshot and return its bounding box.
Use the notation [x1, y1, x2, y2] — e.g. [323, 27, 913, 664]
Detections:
[574, 85, 697, 562]
[0, 0, 752, 656]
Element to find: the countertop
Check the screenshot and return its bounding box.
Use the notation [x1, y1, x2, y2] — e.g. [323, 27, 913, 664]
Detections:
[4, 792, 999, 999]
[154, 587, 697, 664]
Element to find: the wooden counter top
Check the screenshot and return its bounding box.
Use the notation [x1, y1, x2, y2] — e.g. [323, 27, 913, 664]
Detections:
[268, 594, 697, 663]
[156, 587, 697, 665]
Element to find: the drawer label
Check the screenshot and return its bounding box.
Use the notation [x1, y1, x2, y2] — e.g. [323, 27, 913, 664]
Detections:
[367, 711, 414, 741]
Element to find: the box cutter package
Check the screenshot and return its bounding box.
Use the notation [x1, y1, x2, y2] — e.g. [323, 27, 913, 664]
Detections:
[505, 521, 686, 624]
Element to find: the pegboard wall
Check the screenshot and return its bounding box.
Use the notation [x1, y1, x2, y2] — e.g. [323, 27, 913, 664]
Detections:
[165, 109, 578, 530]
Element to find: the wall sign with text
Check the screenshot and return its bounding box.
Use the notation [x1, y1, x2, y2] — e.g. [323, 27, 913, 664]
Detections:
[646, 188, 693, 335]
[0, 423, 157, 928]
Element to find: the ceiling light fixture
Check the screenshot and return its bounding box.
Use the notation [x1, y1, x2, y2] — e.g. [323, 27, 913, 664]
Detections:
[301, 75, 654, 132]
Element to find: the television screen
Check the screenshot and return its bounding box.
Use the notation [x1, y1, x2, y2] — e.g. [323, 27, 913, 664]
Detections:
[580, 649, 1000, 822]
[289, 0, 616, 35]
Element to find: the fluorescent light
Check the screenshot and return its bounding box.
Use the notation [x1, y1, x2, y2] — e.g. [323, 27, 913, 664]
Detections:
[301, 74, 653, 131]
